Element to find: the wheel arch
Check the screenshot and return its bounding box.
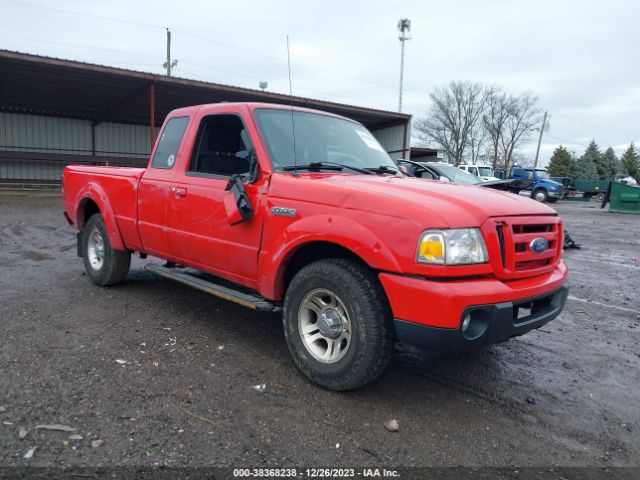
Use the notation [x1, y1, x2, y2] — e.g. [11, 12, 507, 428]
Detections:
[279, 241, 371, 299]
[260, 214, 403, 300]
[75, 184, 126, 251]
[77, 197, 100, 230]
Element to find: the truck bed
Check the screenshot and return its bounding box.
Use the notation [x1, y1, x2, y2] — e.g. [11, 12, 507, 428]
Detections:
[63, 165, 146, 251]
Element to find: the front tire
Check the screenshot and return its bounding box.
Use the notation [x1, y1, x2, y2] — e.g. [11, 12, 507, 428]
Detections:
[82, 214, 131, 286]
[283, 258, 394, 391]
[533, 189, 548, 202]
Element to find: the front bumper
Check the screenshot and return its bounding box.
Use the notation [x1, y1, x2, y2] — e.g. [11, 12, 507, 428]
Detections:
[548, 190, 563, 198]
[379, 261, 568, 350]
[394, 286, 568, 351]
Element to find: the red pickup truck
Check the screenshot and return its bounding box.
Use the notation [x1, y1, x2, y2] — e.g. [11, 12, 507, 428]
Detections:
[63, 102, 568, 390]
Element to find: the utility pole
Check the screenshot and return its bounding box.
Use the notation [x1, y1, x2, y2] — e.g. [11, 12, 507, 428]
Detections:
[534, 110, 548, 168]
[397, 18, 411, 113]
[163, 28, 178, 76]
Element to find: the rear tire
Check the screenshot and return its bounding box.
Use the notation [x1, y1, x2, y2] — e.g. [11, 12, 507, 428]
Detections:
[82, 214, 131, 286]
[282, 258, 394, 391]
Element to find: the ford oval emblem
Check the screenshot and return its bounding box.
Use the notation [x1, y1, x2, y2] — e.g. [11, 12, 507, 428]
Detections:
[530, 237, 550, 254]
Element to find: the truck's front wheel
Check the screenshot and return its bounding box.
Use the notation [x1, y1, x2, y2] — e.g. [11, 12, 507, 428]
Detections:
[533, 189, 548, 202]
[82, 214, 131, 286]
[283, 258, 394, 391]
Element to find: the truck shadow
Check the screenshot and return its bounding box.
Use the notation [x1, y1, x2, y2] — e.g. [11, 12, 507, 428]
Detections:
[122, 265, 519, 406]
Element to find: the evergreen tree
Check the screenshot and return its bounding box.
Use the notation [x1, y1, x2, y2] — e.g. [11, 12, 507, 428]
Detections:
[574, 140, 601, 180]
[547, 146, 574, 177]
[621, 142, 640, 183]
[601, 147, 621, 179]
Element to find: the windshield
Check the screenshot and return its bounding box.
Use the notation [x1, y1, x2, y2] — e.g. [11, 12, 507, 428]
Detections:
[254, 109, 398, 172]
[535, 169, 550, 179]
[432, 164, 482, 184]
[477, 167, 494, 177]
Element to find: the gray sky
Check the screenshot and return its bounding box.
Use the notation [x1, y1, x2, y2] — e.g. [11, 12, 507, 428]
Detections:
[1, 0, 638, 165]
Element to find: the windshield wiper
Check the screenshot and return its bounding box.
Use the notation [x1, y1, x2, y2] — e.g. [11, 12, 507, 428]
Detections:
[365, 165, 399, 175]
[283, 161, 373, 174]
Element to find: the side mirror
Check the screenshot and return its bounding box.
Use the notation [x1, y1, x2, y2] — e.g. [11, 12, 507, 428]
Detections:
[224, 174, 254, 225]
[246, 149, 259, 183]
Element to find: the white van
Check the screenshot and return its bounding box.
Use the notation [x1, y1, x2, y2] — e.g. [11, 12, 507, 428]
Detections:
[458, 164, 499, 182]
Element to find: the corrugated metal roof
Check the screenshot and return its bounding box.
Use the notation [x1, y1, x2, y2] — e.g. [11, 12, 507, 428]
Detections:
[0, 49, 410, 130]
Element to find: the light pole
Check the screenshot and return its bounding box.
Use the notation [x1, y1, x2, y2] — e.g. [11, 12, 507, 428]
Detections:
[163, 28, 178, 77]
[397, 18, 411, 113]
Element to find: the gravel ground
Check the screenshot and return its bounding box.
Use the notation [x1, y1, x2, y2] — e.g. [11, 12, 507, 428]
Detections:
[0, 193, 638, 469]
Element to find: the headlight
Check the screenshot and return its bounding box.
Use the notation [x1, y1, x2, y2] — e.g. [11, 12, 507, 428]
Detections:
[417, 229, 488, 265]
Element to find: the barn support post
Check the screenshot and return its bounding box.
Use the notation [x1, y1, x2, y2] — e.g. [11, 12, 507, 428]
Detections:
[149, 81, 156, 152]
[402, 120, 409, 159]
[91, 122, 96, 157]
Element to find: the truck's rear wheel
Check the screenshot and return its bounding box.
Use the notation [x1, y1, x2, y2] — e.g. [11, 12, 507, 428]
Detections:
[283, 258, 393, 391]
[533, 189, 548, 202]
[82, 214, 131, 286]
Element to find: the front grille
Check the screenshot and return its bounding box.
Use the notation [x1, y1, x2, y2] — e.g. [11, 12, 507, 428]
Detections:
[496, 225, 506, 267]
[487, 216, 562, 279]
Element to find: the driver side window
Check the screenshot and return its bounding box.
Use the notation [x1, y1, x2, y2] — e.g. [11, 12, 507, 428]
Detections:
[188, 115, 252, 177]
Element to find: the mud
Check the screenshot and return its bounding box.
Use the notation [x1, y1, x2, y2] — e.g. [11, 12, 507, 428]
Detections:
[0, 194, 638, 468]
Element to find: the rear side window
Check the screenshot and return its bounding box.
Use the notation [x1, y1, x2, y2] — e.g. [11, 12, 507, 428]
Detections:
[151, 116, 189, 169]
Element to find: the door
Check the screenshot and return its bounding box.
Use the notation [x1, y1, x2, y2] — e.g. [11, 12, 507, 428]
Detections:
[137, 115, 190, 258]
[166, 112, 267, 288]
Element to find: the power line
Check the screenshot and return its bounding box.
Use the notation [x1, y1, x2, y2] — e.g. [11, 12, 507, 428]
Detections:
[0, 0, 402, 91]
[545, 134, 589, 148]
[0, 31, 367, 105]
[168, 29, 399, 90]
[0, 0, 163, 29]
[0, 32, 164, 59]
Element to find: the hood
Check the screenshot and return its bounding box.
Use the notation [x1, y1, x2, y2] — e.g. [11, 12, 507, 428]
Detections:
[270, 173, 557, 228]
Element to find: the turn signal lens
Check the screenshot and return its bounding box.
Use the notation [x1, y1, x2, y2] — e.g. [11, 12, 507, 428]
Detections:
[417, 233, 445, 264]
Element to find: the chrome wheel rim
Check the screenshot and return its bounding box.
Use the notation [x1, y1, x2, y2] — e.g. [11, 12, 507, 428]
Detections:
[87, 228, 105, 271]
[534, 191, 546, 202]
[298, 288, 352, 364]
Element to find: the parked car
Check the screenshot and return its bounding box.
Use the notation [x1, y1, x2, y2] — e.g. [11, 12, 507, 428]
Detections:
[62, 102, 568, 391]
[397, 160, 533, 193]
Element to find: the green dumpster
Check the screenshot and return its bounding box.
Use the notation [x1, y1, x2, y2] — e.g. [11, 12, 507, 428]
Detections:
[608, 181, 640, 214]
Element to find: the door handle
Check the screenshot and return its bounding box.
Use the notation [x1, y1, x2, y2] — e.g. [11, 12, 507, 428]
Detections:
[172, 187, 187, 198]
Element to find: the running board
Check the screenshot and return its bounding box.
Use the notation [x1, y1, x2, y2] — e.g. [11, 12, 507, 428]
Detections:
[144, 264, 278, 312]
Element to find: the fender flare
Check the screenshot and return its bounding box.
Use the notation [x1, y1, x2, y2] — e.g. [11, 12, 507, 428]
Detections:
[75, 182, 126, 251]
[260, 214, 402, 299]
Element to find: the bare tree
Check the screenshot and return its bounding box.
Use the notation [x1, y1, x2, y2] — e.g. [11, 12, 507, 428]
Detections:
[468, 120, 487, 165]
[414, 81, 486, 164]
[482, 87, 511, 169]
[499, 93, 541, 171]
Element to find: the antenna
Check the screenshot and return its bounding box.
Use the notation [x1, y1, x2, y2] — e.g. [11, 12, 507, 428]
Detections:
[286, 35, 298, 175]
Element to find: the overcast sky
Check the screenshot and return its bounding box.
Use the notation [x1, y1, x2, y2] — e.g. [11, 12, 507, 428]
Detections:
[1, 0, 638, 165]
